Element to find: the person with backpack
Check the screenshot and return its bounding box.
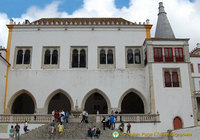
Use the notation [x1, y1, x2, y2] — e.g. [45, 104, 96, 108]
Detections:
[15, 123, 20, 140]
[9, 125, 15, 140]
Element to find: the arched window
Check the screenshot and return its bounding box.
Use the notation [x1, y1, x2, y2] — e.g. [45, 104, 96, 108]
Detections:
[135, 49, 141, 64]
[44, 50, 51, 64]
[72, 49, 78, 67]
[52, 50, 58, 64]
[24, 50, 30, 64]
[16, 50, 23, 64]
[127, 49, 133, 64]
[100, 49, 106, 64]
[107, 50, 113, 64]
[80, 49, 86, 67]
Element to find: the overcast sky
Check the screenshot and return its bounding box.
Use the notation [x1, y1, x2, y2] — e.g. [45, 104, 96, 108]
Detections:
[0, 0, 199, 51]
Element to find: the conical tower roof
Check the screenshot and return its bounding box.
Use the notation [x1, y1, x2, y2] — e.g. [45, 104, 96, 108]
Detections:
[155, 2, 175, 38]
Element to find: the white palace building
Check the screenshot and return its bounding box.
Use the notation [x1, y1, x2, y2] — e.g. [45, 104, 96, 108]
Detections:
[0, 2, 198, 132]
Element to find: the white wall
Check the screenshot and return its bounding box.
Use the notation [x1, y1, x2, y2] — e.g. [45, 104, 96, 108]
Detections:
[152, 63, 194, 131]
[0, 57, 7, 114]
[6, 25, 149, 114]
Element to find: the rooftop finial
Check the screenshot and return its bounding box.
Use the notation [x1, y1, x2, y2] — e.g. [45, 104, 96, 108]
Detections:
[158, 2, 166, 15]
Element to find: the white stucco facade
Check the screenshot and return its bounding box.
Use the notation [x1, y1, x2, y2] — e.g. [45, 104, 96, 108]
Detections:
[0, 54, 8, 114]
[0, 15, 195, 133]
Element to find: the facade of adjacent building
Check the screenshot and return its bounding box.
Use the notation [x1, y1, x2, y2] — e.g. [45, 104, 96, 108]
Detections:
[0, 2, 196, 132]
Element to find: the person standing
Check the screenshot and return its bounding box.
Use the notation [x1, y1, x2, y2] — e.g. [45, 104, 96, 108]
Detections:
[101, 116, 106, 130]
[65, 111, 69, 123]
[9, 125, 15, 140]
[127, 123, 131, 134]
[15, 123, 20, 140]
[109, 115, 115, 130]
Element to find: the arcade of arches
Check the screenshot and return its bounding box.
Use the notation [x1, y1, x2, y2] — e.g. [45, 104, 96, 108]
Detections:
[10, 91, 145, 114]
[48, 93, 71, 114]
[12, 93, 35, 114]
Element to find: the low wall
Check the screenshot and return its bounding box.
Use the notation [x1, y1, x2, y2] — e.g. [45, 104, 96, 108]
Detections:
[0, 123, 44, 139]
[170, 126, 200, 140]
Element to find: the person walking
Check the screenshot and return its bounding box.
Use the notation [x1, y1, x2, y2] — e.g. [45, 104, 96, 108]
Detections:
[23, 121, 29, 132]
[50, 120, 55, 136]
[85, 111, 88, 123]
[58, 122, 63, 136]
[9, 125, 15, 140]
[127, 123, 131, 134]
[81, 110, 86, 123]
[15, 123, 20, 140]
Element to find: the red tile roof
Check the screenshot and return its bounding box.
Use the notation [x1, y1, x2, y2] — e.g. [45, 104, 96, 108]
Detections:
[31, 18, 137, 26]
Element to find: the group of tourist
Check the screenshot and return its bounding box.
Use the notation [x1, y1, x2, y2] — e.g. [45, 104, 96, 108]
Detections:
[51, 110, 70, 136]
[88, 127, 101, 139]
[101, 111, 132, 135]
[9, 121, 29, 140]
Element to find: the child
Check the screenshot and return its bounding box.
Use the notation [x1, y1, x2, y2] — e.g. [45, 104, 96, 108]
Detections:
[58, 122, 63, 136]
[9, 125, 15, 140]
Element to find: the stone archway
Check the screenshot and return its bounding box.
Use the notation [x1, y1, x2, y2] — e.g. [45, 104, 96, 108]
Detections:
[81, 89, 111, 114]
[48, 93, 71, 114]
[44, 89, 74, 114]
[119, 89, 147, 114]
[8, 90, 36, 114]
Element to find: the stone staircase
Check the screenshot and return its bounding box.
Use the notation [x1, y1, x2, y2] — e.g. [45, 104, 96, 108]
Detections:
[21, 117, 166, 140]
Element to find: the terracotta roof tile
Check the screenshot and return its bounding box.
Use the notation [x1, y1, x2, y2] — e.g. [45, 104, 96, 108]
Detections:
[31, 18, 137, 26]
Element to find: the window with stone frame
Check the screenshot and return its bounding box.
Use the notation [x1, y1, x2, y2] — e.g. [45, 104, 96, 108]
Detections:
[42, 47, 60, 69]
[125, 47, 142, 68]
[163, 69, 181, 87]
[98, 47, 115, 68]
[14, 47, 32, 69]
[70, 46, 88, 68]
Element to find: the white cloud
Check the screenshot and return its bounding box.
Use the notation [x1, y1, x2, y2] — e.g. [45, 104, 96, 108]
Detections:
[0, 0, 199, 50]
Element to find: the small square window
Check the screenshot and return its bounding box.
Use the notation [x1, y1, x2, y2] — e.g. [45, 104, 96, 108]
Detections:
[163, 69, 181, 87]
